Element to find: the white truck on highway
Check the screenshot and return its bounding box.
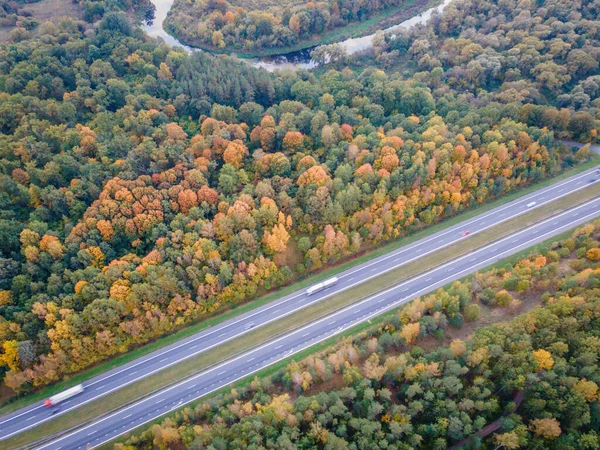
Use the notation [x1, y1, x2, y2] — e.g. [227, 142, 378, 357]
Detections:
[44, 384, 84, 407]
[306, 277, 338, 295]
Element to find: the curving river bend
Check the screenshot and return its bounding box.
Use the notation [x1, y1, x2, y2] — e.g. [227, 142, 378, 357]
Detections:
[142, 0, 454, 71]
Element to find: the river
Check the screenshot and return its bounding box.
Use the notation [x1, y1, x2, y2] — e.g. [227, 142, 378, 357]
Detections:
[142, 0, 454, 71]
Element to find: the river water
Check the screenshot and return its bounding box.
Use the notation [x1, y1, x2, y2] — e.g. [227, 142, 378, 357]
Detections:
[142, 0, 454, 71]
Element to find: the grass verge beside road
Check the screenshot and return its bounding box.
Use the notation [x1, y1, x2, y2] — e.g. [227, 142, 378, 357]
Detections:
[1, 156, 598, 417]
[100, 214, 599, 450]
[9, 170, 600, 450]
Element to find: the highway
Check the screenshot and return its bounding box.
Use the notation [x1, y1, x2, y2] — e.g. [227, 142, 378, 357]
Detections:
[34, 196, 600, 450]
[1, 164, 599, 447]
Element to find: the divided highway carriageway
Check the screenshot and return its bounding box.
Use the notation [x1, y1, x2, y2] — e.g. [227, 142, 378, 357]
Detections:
[2, 165, 600, 449]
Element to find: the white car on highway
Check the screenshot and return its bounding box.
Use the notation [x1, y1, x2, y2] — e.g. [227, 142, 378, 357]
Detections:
[307, 277, 338, 295]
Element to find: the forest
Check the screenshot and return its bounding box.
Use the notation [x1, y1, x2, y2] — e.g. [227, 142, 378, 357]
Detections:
[116, 221, 600, 449]
[0, 0, 600, 400]
[164, 0, 417, 54]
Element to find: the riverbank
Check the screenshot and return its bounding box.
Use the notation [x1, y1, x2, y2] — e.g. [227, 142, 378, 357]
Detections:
[161, 0, 440, 59]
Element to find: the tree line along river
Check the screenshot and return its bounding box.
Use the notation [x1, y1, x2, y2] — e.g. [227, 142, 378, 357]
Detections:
[142, 0, 454, 71]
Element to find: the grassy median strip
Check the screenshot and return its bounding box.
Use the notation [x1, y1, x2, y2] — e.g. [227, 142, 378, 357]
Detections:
[2, 155, 598, 419]
[101, 213, 600, 450]
[9, 175, 600, 449]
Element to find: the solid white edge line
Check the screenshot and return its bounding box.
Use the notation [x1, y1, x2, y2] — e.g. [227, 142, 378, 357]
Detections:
[38, 199, 600, 450]
[3, 167, 598, 432]
[83, 205, 600, 450]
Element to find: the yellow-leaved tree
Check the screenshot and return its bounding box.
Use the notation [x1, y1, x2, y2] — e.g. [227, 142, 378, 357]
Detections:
[533, 349, 554, 371]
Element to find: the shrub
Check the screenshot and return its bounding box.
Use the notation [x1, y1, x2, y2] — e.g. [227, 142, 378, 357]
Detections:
[464, 304, 481, 322]
[508, 299, 522, 312]
[447, 312, 465, 328]
[586, 248, 600, 261]
[516, 279, 530, 293]
[558, 247, 571, 258]
[563, 238, 576, 251]
[545, 250, 560, 263]
[502, 277, 519, 290]
[8, 27, 29, 42]
[479, 288, 497, 306]
[495, 290, 513, 307]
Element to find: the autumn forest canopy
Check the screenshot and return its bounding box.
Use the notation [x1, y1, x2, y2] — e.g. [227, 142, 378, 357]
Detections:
[0, 0, 599, 431]
[119, 221, 600, 450]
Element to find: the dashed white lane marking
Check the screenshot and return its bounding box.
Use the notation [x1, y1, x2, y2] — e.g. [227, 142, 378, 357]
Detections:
[30, 197, 600, 450]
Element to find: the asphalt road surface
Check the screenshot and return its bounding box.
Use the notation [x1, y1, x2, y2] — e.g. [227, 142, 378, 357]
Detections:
[1, 164, 600, 447]
[35, 196, 600, 450]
